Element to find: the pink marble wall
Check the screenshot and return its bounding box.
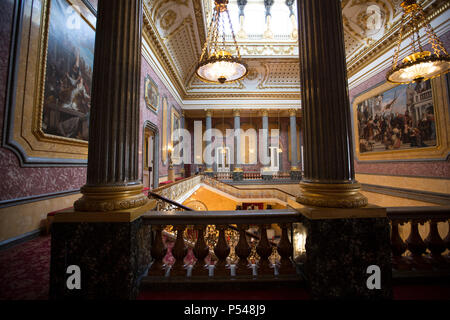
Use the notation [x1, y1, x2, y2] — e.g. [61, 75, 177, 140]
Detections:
[139, 58, 183, 180]
[0, 1, 182, 201]
[349, 30, 450, 179]
[0, 0, 87, 201]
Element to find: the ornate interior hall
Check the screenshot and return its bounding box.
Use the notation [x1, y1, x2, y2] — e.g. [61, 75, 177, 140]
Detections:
[0, 0, 449, 301]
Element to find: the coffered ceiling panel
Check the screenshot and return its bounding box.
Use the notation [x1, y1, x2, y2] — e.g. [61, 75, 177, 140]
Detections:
[142, 0, 448, 103]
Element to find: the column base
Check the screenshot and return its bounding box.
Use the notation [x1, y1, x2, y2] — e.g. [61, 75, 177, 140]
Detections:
[232, 169, 243, 181]
[297, 181, 368, 208]
[49, 217, 151, 299]
[168, 166, 175, 181]
[301, 212, 392, 299]
[205, 167, 215, 177]
[74, 184, 148, 212]
[290, 169, 302, 180]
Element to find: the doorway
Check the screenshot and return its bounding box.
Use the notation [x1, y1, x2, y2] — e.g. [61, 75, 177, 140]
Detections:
[143, 121, 159, 189]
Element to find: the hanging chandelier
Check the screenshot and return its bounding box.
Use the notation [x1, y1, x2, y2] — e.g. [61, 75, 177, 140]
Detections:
[387, 0, 449, 84]
[196, 0, 248, 84]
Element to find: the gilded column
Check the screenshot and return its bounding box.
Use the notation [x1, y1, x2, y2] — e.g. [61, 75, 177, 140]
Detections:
[289, 109, 301, 180]
[74, 0, 147, 211]
[233, 109, 243, 181]
[205, 109, 214, 175]
[296, 0, 367, 208]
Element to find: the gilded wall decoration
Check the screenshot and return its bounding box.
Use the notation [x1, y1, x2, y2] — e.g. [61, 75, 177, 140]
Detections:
[3, 0, 96, 165]
[42, 0, 95, 142]
[144, 75, 160, 113]
[161, 96, 169, 164]
[353, 76, 450, 161]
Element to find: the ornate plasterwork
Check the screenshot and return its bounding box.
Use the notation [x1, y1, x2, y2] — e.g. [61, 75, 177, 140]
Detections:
[142, 0, 448, 102]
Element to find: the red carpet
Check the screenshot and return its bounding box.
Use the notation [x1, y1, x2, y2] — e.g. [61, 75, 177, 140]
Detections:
[1, 235, 449, 300]
[0, 235, 51, 300]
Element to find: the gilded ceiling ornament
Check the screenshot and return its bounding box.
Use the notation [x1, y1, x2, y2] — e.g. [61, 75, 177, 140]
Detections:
[161, 9, 177, 30]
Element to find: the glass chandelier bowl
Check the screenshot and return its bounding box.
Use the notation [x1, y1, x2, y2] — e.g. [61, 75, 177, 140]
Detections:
[387, 0, 449, 84]
[196, 0, 248, 84]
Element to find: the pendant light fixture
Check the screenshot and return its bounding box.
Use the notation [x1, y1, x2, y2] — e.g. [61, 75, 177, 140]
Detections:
[386, 0, 449, 84]
[196, 0, 248, 84]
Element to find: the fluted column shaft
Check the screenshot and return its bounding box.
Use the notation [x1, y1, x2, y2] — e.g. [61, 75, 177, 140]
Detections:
[261, 110, 269, 168]
[75, 0, 147, 211]
[298, 0, 354, 183]
[289, 112, 298, 169]
[296, 0, 366, 208]
[234, 110, 241, 169]
[205, 111, 212, 172]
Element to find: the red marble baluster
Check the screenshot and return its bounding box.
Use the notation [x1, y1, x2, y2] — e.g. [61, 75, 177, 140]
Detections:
[235, 225, 252, 276]
[192, 225, 210, 276]
[171, 225, 188, 276]
[256, 224, 273, 276]
[213, 225, 230, 276]
[148, 225, 167, 276]
[277, 223, 296, 275]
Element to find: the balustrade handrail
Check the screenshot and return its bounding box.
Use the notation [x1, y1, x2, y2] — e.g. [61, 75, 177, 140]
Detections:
[386, 206, 450, 220]
[142, 209, 300, 225]
[148, 190, 194, 211]
[203, 175, 298, 198]
[152, 174, 200, 193]
[147, 190, 290, 245]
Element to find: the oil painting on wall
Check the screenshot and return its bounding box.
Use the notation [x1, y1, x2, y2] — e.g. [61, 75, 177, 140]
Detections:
[356, 80, 436, 154]
[144, 75, 159, 113]
[42, 0, 95, 141]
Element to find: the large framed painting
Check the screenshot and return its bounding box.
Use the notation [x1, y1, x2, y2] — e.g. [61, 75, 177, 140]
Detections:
[171, 107, 181, 163]
[41, 0, 95, 142]
[3, 0, 96, 166]
[144, 75, 159, 113]
[353, 76, 450, 161]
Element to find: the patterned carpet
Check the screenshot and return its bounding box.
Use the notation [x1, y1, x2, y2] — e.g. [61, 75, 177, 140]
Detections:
[0, 235, 51, 300]
[1, 235, 449, 300]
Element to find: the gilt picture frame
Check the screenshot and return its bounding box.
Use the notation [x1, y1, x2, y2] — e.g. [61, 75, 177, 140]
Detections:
[352, 76, 450, 162]
[144, 75, 159, 113]
[3, 0, 96, 166]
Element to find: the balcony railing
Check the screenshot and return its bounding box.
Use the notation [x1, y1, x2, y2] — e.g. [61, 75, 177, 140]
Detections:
[142, 209, 301, 280]
[143, 183, 450, 286]
[388, 206, 450, 272]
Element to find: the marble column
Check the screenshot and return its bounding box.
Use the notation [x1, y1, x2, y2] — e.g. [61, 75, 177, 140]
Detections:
[296, 0, 367, 208]
[289, 109, 301, 180]
[74, 0, 147, 212]
[50, 0, 152, 300]
[233, 109, 243, 181]
[296, 0, 391, 300]
[180, 111, 185, 177]
[205, 110, 214, 175]
[261, 109, 272, 180]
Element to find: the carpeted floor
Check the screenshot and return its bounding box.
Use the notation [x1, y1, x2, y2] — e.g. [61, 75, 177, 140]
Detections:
[1, 235, 450, 300]
[0, 235, 51, 300]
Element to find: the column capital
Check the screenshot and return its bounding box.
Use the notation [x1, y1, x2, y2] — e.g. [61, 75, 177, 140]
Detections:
[232, 109, 241, 117]
[260, 109, 269, 117]
[205, 109, 213, 117]
[288, 108, 297, 117]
